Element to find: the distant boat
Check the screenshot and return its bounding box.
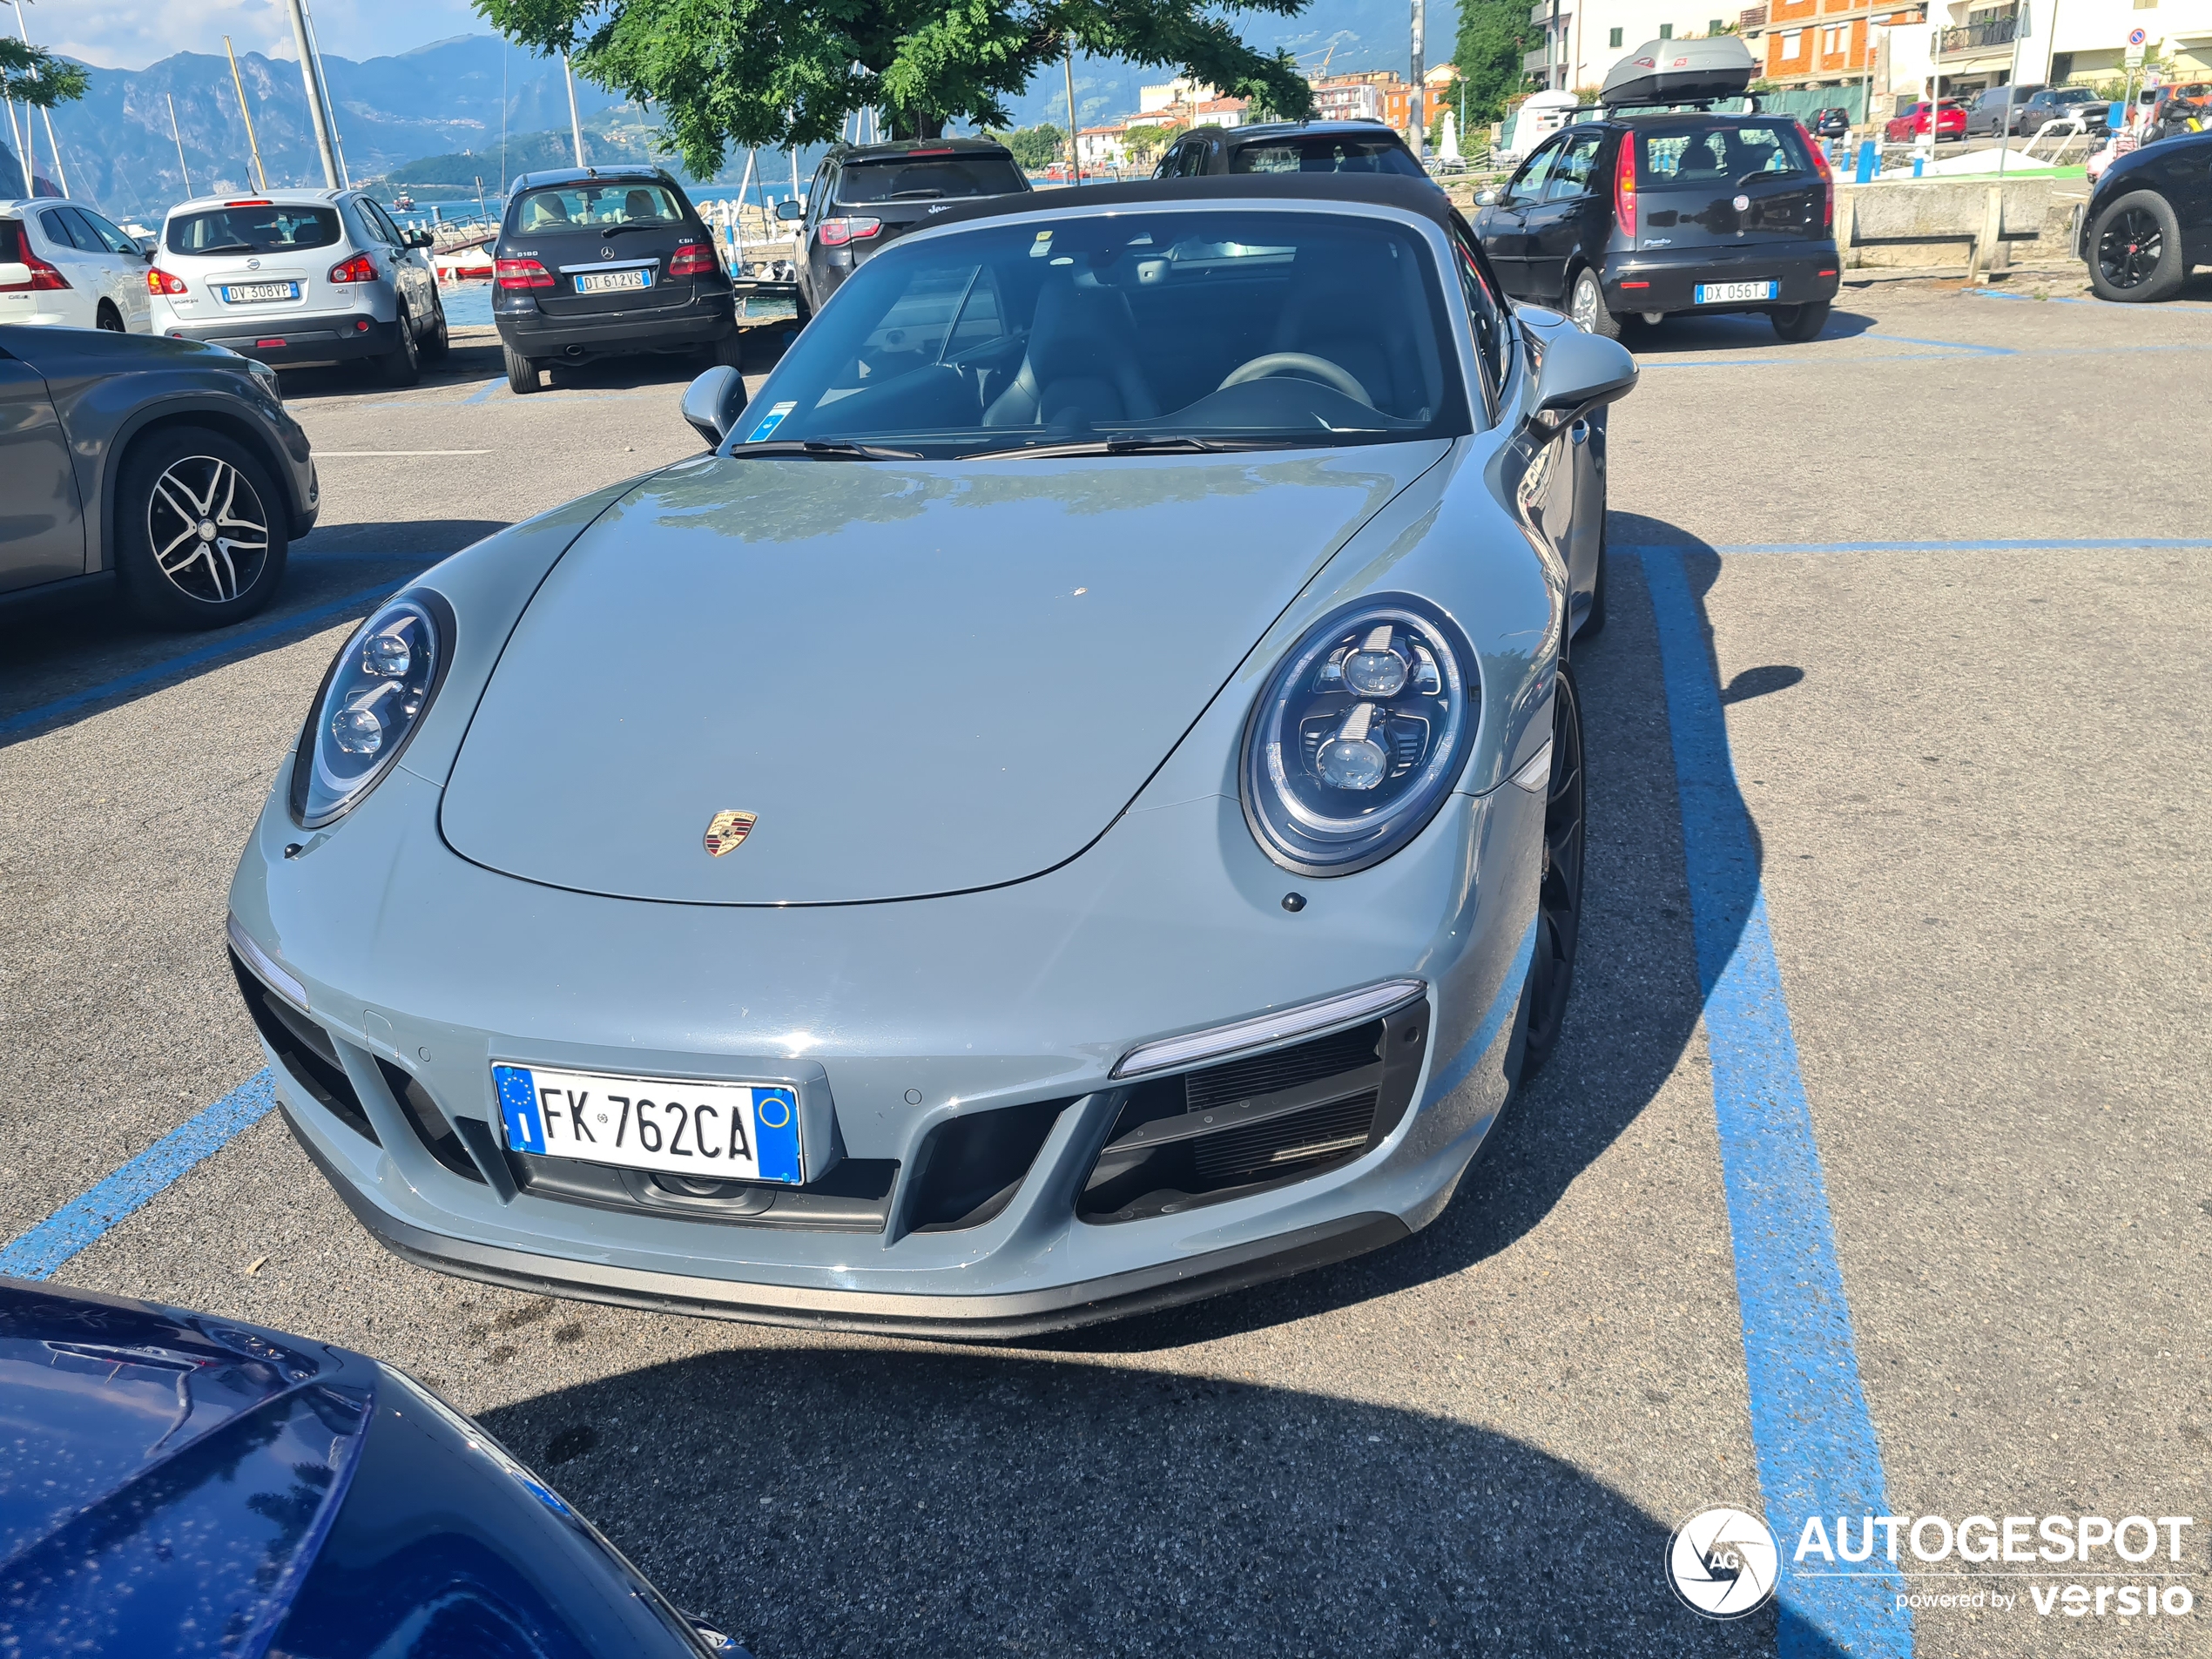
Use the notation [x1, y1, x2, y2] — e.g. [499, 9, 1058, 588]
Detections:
[394, 191, 415, 211]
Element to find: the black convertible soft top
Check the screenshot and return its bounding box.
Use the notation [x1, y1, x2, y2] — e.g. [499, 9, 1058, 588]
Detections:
[918, 172, 1463, 237]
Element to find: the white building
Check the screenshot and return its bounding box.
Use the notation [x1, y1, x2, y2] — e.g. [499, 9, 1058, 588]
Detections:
[1078, 125, 1130, 168]
[1522, 0, 1748, 92]
[1138, 78, 1220, 114]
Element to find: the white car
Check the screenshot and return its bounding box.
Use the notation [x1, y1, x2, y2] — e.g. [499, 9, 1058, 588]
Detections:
[0, 199, 154, 333]
[149, 188, 448, 384]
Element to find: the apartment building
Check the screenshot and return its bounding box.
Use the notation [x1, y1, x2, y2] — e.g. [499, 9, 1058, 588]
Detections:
[1523, 0, 1750, 91]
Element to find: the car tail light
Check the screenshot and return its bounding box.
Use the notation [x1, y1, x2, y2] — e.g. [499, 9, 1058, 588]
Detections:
[668, 242, 718, 277]
[328, 252, 378, 284]
[1613, 132, 1637, 239]
[1806, 138, 1835, 231]
[226, 199, 273, 207]
[145, 266, 187, 295]
[495, 258, 554, 289]
[815, 217, 881, 247]
[1, 248, 70, 291]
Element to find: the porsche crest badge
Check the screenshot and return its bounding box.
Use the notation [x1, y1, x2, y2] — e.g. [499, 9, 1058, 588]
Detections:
[704, 810, 758, 855]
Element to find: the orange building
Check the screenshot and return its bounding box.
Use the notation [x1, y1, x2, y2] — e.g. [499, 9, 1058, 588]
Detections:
[1742, 2, 1924, 84]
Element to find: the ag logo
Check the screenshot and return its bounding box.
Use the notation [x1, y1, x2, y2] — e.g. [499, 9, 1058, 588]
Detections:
[1667, 1507, 1779, 1619]
[703, 810, 758, 855]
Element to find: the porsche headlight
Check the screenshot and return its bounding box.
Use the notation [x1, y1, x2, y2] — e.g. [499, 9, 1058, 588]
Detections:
[289, 593, 450, 829]
[1240, 597, 1479, 876]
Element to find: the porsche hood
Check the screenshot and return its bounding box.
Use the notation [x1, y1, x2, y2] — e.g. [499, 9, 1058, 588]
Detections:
[438, 446, 1447, 905]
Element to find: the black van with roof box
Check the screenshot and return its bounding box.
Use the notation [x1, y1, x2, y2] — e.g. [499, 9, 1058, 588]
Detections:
[492, 165, 738, 395]
[1472, 38, 1840, 343]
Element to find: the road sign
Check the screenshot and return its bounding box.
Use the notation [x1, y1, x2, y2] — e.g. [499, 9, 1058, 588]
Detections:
[2127, 26, 2147, 44]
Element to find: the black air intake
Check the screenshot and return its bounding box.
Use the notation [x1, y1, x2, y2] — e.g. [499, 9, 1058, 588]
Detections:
[229, 949, 378, 1145]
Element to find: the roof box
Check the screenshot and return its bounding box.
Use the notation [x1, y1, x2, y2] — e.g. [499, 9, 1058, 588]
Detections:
[1600, 37, 1757, 108]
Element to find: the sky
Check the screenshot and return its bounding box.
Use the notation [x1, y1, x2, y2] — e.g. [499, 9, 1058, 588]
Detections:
[39, 0, 486, 71]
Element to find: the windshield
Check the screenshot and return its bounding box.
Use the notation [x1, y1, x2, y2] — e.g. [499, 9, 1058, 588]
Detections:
[835, 156, 1025, 203]
[1229, 138, 1427, 179]
[165, 205, 341, 255]
[513, 183, 685, 233]
[1637, 122, 1814, 190]
[733, 209, 1467, 457]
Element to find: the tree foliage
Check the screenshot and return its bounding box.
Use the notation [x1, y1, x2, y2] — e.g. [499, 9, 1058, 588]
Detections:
[475, 0, 1315, 166]
[988, 123, 1066, 169]
[0, 39, 87, 110]
[1451, 0, 1529, 126]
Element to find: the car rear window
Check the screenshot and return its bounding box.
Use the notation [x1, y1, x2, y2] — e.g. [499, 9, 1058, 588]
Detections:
[166, 205, 341, 255]
[1230, 137, 1427, 179]
[513, 182, 687, 233]
[1636, 122, 1814, 190]
[0, 219, 22, 263]
[833, 156, 1024, 204]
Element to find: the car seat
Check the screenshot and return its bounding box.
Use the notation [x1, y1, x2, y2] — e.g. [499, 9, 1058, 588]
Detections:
[1676, 138, 1726, 180]
[1268, 248, 1423, 412]
[981, 275, 1158, 427]
[623, 189, 658, 221]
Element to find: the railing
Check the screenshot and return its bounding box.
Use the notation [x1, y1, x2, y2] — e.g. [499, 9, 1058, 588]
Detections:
[1740, 6, 1768, 27]
[1938, 14, 2017, 54]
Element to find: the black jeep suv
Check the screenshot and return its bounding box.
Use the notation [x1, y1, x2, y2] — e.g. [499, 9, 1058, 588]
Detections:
[1473, 108, 1840, 343]
[778, 138, 1028, 320]
[492, 165, 738, 395]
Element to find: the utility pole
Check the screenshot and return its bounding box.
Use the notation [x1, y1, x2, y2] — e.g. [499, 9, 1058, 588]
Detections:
[563, 52, 586, 166]
[283, 0, 341, 188]
[1408, 0, 1426, 159]
[1063, 47, 1082, 182]
[10, 1, 66, 197]
[166, 93, 192, 196]
[225, 37, 270, 192]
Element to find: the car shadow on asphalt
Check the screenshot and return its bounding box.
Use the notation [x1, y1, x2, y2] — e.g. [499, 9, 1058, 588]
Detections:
[478, 1345, 1824, 1659]
[1625, 307, 1877, 354]
[1032, 521, 1763, 1358]
[0, 524, 504, 743]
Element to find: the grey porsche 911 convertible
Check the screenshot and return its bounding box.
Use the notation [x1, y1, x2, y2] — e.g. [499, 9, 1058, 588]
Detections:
[226, 174, 1633, 1337]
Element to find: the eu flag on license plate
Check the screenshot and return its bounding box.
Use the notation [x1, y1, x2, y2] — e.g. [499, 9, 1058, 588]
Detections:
[494, 1065, 546, 1154]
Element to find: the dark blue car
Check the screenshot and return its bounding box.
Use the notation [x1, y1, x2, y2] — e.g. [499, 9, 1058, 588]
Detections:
[0, 1278, 740, 1657]
[2081, 127, 2212, 302]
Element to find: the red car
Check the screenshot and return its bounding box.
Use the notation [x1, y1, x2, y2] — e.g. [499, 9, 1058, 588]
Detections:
[1885, 100, 1967, 143]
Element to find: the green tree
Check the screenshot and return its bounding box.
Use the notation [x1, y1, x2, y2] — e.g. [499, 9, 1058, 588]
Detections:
[989, 123, 1067, 170]
[475, 0, 1315, 168]
[1121, 120, 1184, 165]
[1452, 0, 1530, 126]
[0, 38, 88, 111]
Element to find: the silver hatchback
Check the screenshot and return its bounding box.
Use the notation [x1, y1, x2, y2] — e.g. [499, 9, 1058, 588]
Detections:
[149, 188, 448, 383]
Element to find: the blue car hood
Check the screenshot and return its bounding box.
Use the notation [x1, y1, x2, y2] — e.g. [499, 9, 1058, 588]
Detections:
[440, 445, 1447, 905]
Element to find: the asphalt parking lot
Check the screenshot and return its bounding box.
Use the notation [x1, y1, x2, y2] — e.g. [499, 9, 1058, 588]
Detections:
[3, 280, 2208, 1657]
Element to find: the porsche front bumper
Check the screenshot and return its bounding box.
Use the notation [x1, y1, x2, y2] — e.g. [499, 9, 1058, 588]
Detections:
[230, 762, 1541, 1337]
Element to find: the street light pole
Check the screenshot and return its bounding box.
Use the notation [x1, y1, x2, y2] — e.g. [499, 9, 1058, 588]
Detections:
[564, 51, 586, 166]
[1409, 0, 1426, 159]
[283, 0, 341, 189]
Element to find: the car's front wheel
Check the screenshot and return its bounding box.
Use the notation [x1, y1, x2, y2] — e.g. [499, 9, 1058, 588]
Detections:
[504, 341, 542, 395]
[1770, 300, 1831, 342]
[2088, 190, 2186, 303]
[1568, 267, 1623, 340]
[113, 427, 288, 629]
[1515, 660, 1586, 1079]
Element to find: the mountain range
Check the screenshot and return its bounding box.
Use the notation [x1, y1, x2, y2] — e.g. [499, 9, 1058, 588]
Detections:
[37, 7, 1459, 222]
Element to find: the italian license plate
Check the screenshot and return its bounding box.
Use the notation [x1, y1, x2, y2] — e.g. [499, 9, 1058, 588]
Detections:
[573, 268, 650, 294]
[493, 1063, 802, 1184]
[1695, 280, 1779, 304]
[220, 281, 300, 303]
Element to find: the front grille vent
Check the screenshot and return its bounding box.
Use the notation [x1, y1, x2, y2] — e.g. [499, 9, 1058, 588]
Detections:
[229, 950, 379, 1146]
[1079, 998, 1428, 1224]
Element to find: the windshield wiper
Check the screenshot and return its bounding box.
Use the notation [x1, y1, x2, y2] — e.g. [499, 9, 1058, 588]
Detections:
[966, 435, 1310, 460]
[598, 222, 669, 236]
[728, 438, 926, 461]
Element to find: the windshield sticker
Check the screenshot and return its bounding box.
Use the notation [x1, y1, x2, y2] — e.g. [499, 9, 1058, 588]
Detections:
[746, 401, 797, 442]
[1029, 230, 1053, 258]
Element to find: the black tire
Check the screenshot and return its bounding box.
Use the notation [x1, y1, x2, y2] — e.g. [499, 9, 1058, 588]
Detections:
[1770, 300, 1831, 343]
[504, 341, 542, 395]
[95, 301, 125, 333]
[1580, 528, 1608, 639]
[375, 308, 421, 386]
[2087, 190, 2187, 303]
[1514, 660, 1587, 1081]
[113, 426, 288, 630]
[792, 281, 813, 326]
[418, 292, 450, 363]
[706, 328, 745, 370]
[1568, 266, 1623, 340]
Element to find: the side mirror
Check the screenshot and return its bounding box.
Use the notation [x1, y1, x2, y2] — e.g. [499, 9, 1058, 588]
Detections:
[680, 363, 748, 447]
[774, 199, 805, 223]
[408, 229, 434, 249]
[1475, 187, 1500, 206]
[1531, 323, 1638, 425]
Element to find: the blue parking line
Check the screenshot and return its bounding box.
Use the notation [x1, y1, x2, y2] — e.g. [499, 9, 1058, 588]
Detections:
[1858, 330, 2015, 354]
[0, 1072, 277, 1279]
[0, 581, 400, 743]
[1966, 288, 2212, 312]
[1709, 536, 2212, 555]
[463, 377, 504, 404]
[1636, 546, 1912, 1657]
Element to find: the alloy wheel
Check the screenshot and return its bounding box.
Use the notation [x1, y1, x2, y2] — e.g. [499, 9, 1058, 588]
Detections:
[145, 455, 271, 604]
[2097, 209, 2164, 290]
[1571, 273, 1600, 333]
[1521, 664, 1587, 1064]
